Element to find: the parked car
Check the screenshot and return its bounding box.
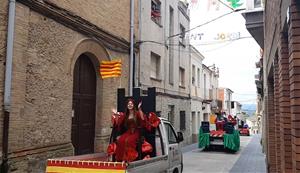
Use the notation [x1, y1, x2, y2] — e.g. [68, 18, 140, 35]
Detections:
[239, 127, 250, 136]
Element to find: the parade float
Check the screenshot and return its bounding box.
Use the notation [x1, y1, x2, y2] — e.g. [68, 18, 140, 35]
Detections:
[198, 114, 240, 152]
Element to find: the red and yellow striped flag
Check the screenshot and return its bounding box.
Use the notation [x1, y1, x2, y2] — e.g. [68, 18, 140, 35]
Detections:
[100, 59, 122, 79]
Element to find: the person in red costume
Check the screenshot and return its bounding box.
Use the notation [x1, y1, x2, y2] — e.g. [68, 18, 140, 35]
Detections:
[108, 99, 156, 162]
[228, 115, 237, 126]
[215, 113, 224, 131]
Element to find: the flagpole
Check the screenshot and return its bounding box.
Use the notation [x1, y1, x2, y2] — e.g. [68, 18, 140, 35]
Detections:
[119, 74, 122, 88]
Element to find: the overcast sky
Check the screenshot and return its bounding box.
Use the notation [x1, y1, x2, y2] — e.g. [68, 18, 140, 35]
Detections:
[188, 0, 260, 104]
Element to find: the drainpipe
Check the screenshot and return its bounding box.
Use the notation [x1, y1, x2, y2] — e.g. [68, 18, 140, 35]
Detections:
[1, 0, 16, 172]
[129, 0, 134, 96]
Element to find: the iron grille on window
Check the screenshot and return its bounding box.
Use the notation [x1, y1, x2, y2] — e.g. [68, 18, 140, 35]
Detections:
[180, 111, 186, 130]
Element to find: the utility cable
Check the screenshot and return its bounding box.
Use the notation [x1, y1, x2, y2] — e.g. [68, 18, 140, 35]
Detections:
[200, 41, 234, 52]
[138, 36, 252, 47]
[217, 0, 235, 11]
[167, 8, 244, 39]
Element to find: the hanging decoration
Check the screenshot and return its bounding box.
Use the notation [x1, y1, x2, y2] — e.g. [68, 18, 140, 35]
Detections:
[227, 0, 243, 9]
[100, 59, 122, 79]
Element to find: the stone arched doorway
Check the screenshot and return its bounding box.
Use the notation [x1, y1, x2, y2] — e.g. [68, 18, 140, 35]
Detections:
[72, 54, 96, 155]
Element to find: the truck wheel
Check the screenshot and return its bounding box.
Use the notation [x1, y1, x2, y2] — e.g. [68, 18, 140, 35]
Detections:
[173, 168, 179, 173]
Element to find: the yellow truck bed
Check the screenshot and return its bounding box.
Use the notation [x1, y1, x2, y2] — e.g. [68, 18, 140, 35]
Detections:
[46, 153, 126, 173]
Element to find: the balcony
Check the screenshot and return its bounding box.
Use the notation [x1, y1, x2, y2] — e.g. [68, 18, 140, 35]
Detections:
[211, 99, 223, 113]
[242, 0, 264, 48]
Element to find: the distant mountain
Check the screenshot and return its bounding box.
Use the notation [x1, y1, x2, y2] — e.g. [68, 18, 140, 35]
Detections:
[241, 104, 256, 116]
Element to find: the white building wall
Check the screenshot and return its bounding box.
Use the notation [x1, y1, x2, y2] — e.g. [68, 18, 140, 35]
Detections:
[231, 101, 242, 116]
[139, 0, 192, 145]
[202, 66, 211, 100]
[190, 47, 203, 98]
[219, 88, 233, 115]
[190, 46, 204, 142]
[201, 65, 219, 125]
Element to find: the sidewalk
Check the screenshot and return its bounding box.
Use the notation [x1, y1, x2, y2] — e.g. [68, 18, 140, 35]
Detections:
[181, 143, 198, 153]
[229, 134, 266, 173]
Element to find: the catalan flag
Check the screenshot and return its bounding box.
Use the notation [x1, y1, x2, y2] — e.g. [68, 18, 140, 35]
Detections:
[100, 59, 122, 79]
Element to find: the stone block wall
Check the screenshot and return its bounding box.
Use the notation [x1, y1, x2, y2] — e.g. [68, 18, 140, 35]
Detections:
[156, 94, 192, 146]
[46, 0, 139, 42]
[2, 1, 133, 172]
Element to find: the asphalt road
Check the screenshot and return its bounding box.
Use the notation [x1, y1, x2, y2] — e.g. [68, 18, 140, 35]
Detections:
[182, 135, 266, 173]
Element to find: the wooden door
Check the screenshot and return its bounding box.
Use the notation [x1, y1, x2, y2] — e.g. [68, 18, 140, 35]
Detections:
[72, 54, 96, 155]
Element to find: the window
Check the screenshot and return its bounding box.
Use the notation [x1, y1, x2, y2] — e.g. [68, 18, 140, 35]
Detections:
[151, 0, 161, 25]
[179, 24, 186, 45]
[203, 73, 207, 98]
[179, 67, 185, 87]
[254, 0, 262, 8]
[197, 68, 200, 87]
[164, 123, 177, 144]
[169, 6, 174, 36]
[231, 101, 235, 109]
[151, 52, 160, 79]
[155, 127, 164, 155]
[156, 111, 161, 117]
[180, 111, 186, 130]
[192, 65, 195, 86]
[169, 6, 174, 84]
[197, 111, 201, 129]
[168, 105, 175, 125]
[192, 112, 196, 134]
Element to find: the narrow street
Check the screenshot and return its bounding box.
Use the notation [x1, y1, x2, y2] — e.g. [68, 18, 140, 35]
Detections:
[4, 0, 297, 172]
[182, 135, 266, 173]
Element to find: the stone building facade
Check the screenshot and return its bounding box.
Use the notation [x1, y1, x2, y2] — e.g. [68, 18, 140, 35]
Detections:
[138, 0, 192, 145]
[0, 0, 138, 172]
[254, 0, 300, 172]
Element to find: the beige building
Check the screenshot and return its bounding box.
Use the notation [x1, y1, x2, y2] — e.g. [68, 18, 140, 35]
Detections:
[0, 0, 138, 172]
[202, 64, 219, 121]
[138, 0, 191, 145]
[190, 46, 204, 143]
